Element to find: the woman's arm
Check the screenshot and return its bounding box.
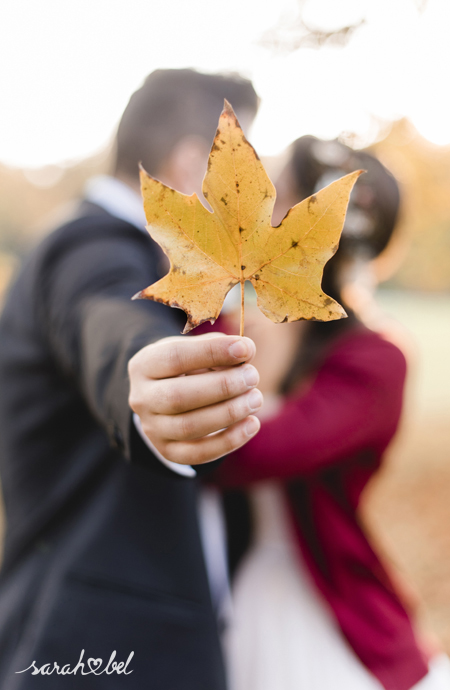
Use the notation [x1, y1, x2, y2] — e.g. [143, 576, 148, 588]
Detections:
[212, 329, 407, 486]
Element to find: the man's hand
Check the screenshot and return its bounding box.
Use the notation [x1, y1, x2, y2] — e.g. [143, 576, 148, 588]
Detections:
[128, 334, 262, 465]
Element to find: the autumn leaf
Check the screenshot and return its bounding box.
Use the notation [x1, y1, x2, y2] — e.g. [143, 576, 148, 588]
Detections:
[134, 101, 362, 334]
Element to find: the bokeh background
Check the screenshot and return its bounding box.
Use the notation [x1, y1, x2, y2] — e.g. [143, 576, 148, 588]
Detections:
[1, 0, 450, 652]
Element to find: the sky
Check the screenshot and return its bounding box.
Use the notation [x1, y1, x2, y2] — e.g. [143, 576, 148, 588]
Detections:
[0, 0, 449, 171]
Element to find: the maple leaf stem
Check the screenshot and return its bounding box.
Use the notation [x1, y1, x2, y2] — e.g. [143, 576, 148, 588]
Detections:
[240, 280, 245, 337]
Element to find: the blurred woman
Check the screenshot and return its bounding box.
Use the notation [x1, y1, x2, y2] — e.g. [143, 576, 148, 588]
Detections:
[211, 138, 450, 690]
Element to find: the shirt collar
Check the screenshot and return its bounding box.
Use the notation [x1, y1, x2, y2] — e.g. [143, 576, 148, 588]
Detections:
[84, 175, 147, 232]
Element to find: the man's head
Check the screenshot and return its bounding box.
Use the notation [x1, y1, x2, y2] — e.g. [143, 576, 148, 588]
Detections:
[114, 69, 259, 195]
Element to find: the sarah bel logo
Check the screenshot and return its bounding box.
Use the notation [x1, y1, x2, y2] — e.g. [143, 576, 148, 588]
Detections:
[16, 649, 134, 676]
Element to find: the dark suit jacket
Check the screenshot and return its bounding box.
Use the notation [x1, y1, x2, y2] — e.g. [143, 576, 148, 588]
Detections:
[0, 202, 226, 689]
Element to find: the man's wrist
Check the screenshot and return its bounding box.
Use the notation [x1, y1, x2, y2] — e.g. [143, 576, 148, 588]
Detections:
[132, 413, 196, 478]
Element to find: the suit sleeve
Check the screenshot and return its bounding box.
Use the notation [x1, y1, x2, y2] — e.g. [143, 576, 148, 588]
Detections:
[38, 217, 183, 460]
[212, 331, 407, 486]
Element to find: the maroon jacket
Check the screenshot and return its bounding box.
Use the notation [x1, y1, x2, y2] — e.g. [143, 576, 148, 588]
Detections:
[214, 326, 429, 690]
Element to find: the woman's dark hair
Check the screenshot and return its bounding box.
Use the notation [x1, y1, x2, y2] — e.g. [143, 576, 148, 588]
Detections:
[280, 137, 401, 394]
[290, 137, 400, 259]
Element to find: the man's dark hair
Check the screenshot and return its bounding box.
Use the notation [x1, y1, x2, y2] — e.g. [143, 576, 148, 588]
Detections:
[114, 68, 259, 179]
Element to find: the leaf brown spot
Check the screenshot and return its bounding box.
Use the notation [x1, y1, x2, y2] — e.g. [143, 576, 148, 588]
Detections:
[241, 265, 246, 271]
[221, 197, 228, 205]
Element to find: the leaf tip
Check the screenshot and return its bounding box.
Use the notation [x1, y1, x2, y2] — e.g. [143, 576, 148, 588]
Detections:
[131, 290, 145, 301]
[352, 169, 366, 182]
[182, 315, 217, 335]
[139, 163, 151, 190]
[139, 162, 160, 189]
[221, 99, 240, 128]
[223, 98, 234, 115]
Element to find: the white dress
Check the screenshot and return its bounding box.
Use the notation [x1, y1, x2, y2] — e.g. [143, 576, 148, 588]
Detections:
[225, 482, 450, 690]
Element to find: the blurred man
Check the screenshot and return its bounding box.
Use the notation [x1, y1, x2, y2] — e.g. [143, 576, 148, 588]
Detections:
[0, 69, 261, 690]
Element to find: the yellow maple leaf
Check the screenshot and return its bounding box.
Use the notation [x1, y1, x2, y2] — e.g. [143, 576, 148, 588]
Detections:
[134, 101, 362, 334]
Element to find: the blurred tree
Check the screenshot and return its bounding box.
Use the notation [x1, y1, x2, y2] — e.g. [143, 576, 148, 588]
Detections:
[371, 118, 450, 292]
[259, 0, 364, 53]
[260, 0, 428, 54]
